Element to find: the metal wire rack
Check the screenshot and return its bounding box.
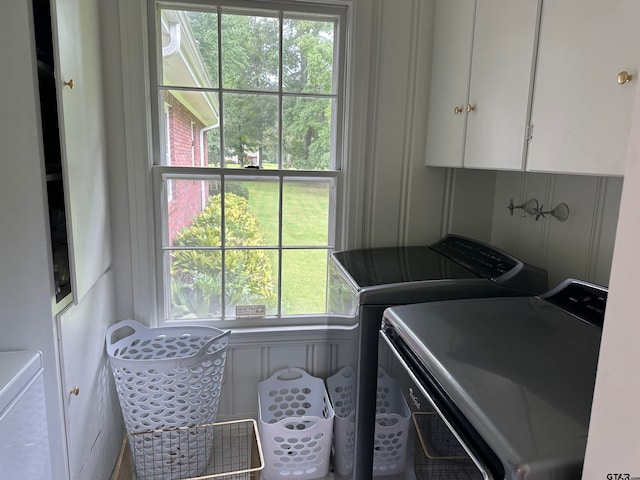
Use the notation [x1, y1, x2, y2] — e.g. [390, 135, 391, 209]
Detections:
[412, 413, 482, 480]
[111, 419, 264, 480]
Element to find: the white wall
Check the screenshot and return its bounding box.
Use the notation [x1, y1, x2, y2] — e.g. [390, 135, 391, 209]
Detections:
[582, 71, 640, 480]
[359, 0, 446, 248]
[445, 168, 623, 289]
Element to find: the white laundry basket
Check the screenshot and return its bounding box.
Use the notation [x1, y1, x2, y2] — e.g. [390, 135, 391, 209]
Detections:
[326, 365, 356, 476]
[328, 366, 410, 476]
[106, 319, 230, 479]
[258, 368, 334, 480]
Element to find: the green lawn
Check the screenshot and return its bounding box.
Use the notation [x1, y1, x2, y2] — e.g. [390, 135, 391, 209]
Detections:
[243, 180, 330, 314]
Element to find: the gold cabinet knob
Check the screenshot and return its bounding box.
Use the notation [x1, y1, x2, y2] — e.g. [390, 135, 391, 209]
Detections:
[64, 79, 75, 89]
[617, 71, 633, 85]
[69, 386, 80, 396]
[467, 104, 476, 113]
[453, 106, 463, 114]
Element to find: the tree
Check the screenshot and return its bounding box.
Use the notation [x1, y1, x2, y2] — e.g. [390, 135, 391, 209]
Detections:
[186, 11, 335, 169]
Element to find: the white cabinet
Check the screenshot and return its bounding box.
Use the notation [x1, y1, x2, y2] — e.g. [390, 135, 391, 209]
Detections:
[527, 0, 640, 176]
[57, 272, 121, 480]
[425, 0, 541, 170]
[424, 0, 475, 168]
[52, 0, 112, 303]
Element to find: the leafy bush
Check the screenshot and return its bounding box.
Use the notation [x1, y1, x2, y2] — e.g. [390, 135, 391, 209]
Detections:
[209, 182, 249, 199]
[171, 193, 276, 318]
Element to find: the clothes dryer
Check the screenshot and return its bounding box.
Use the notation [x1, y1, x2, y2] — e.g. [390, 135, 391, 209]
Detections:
[379, 279, 606, 480]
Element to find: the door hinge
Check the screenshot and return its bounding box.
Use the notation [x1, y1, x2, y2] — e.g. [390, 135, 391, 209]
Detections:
[526, 124, 534, 143]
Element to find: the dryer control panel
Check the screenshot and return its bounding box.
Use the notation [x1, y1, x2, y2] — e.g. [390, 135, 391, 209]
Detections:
[543, 279, 607, 328]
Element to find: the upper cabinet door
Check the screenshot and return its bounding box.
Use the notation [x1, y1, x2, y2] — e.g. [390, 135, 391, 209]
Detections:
[527, 0, 640, 176]
[425, 0, 476, 168]
[51, 0, 112, 302]
[463, 0, 541, 170]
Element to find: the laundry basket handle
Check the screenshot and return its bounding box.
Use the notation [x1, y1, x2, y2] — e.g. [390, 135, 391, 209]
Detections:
[106, 319, 146, 351]
[177, 329, 231, 368]
[273, 367, 311, 382]
[280, 417, 321, 431]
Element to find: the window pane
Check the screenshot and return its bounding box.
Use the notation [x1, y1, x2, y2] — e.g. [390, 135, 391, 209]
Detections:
[281, 249, 328, 315]
[283, 17, 335, 94]
[222, 93, 278, 167]
[169, 249, 222, 319]
[225, 177, 279, 247]
[161, 90, 220, 167]
[282, 96, 334, 170]
[160, 9, 219, 89]
[221, 11, 279, 91]
[282, 178, 333, 246]
[225, 248, 278, 317]
[166, 177, 221, 247]
[155, 2, 344, 323]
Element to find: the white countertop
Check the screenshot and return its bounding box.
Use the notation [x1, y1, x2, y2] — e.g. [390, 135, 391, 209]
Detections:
[0, 351, 42, 415]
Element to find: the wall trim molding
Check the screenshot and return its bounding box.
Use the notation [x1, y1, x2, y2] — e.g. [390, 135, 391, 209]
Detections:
[538, 173, 555, 267]
[398, 0, 422, 245]
[361, 0, 383, 248]
[440, 168, 456, 236]
[586, 176, 608, 280]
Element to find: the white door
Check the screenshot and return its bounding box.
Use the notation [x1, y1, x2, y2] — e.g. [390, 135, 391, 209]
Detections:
[51, 0, 112, 303]
[56, 271, 122, 479]
[425, 0, 476, 168]
[527, 0, 640, 175]
[463, 0, 540, 170]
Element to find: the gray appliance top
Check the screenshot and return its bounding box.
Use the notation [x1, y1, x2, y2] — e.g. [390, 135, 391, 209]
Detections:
[330, 235, 548, 302]
[382, 279, 606, 480]
[331, 245, 478, 286]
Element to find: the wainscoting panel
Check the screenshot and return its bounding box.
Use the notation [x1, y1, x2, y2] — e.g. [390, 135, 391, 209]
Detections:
[217, 326, 358, 420]
[488, 171, 623, 288]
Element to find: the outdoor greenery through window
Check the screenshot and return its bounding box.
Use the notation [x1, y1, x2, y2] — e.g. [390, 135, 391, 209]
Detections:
[151, 1, 345, 322]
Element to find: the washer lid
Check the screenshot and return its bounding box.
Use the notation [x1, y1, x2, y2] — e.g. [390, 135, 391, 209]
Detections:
[383, 294, 602, 479]
[331, 246, 478, 288]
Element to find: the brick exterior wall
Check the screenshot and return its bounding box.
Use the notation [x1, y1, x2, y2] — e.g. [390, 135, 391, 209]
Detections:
[165, 92, 210, 243]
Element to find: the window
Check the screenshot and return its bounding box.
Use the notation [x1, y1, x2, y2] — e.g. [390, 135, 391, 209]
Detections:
[149, 0, 346, 323]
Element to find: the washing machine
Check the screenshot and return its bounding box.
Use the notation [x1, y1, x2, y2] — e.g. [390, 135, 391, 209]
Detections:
[379, 278, 606, 480]
[327, 234, 548, 479]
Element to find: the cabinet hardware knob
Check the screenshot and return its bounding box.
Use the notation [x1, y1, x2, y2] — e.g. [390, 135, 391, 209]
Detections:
[617, 71, 633, 85]
[69, 386, 80, 396]
[64, 79, 75, 89]
[467, 104, 475, 112]
[454, 106, 463, 114]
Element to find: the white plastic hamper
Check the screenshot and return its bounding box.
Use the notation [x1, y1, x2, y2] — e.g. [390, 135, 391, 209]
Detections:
[258, 368, 334, 480]
[106, 319, 230, 479]
[328, 366, 410, 476]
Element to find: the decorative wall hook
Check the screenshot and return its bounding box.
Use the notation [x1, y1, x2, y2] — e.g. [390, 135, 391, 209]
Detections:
[535, 202, 570, 222]
[507, 198, 539, 217]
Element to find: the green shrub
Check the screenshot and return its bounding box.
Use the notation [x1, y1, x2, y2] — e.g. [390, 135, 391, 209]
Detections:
[209, 182, 250, 199]
[171, 193, 276, 318]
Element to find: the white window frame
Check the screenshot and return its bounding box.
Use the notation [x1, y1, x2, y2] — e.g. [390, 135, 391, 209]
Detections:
[164, 102, 173, 201]
[147, 0, 350, 326]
